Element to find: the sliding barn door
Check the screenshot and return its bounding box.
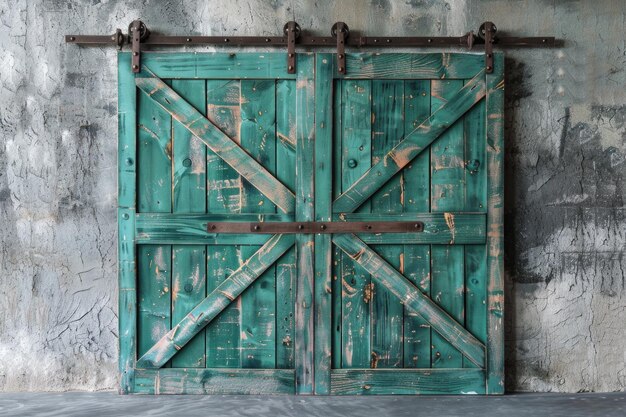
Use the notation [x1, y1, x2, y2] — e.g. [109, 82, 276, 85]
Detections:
[118, 52, 314, 394]
[118, 51, 503, 395]
[313, 53, 504, 395]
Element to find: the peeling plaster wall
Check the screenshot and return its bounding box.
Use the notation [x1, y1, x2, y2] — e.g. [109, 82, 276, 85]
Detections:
[0, 0, 624, 393]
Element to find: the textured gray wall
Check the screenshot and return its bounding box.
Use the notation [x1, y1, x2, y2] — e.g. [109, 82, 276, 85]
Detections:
[0, 0, 624, 392]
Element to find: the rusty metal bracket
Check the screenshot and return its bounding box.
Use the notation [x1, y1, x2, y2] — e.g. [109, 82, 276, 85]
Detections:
[206, 221, 424, 234]
[480, 21, 496, 73]
[284, 21, 300, 74]
[129, 20, 150, 73]
[332, 22, 349, 74]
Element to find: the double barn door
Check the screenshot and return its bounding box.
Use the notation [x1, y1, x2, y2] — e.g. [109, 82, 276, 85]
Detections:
[118, 52, 504, 395]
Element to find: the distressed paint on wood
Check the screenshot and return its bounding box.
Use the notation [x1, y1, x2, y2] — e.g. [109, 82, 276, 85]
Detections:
[117, 52, 137, 394]
[332, 234, 485, 368]
[370, 80, 404, 369]
[135, 369, 295, 395]
[295, 54, 315, 394]
[333, 70, 486, 214]
[240, 80, 277, 369]
[330, 369, 486, 395]
[402, 79, 432, 368]
[170, 79, 207, 368]
[486, 53, 505, 394]
[314, 53, 333, 394]
[136, 234, 295, 369]
[135, 74, 295, 213]
[340, 79, 372, 369]
[430, 79, 466, 368]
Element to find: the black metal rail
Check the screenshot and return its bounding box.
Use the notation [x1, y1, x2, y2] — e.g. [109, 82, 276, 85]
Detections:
[65, 20, 556, 74]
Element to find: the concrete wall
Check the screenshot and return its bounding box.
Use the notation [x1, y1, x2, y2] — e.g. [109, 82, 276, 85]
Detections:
[0, 0, 624, 392]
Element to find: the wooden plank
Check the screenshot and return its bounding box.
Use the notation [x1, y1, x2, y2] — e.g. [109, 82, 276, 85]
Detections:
[332, 234, 485, 368]
[138, 52, 296, 80]
[402, 79, 432, 368]
[331, 74, 343, 371]
[335, 53, 484, 80]
[135, 74, 295, 213]
[239, 80, 277, 369]
[295, 54, 315, 394]
[370, 79, 404, 369]
[135, 369, 295, 395]
[430, 79, 466, 368]
[336, 212, 487, 245]
[206, 80, 242, 214]
[170, 79, 206, 368]
[206, 245, 241, 367]
[314, 53, 334, 394]
[276, 79, 297, 370]
[330, 369, 485, 395]
[463, 88, 488, 370]
[486, 53, 505, 394]
[333, 70, 486, 214]
[136, 234, 295, 369]
[340, 78, 372, 369]
[117, 52, 137, 394]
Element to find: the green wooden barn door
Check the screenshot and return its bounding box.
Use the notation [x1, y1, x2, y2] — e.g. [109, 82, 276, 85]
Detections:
[313, 53, 504, 395]
[118, 52, 314, 394]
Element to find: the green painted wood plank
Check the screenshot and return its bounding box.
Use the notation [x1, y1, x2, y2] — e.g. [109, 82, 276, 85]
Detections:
[370, 80, 404, 369]
[333, 70, 486, 214]
[117, 52, 137, 393]
[402, 79, 432, 369]
[295, 54, 315, 394]
[329, 369, 486, 395]
[171, 246, 206, 367]
[137, 245, 172, 362]
[486, 53, 505, 394]
[137, 52, 298, 80]
[276, 79, 297, 370]
[463, 89, 488, 369]
[331, 74, 344, 372]
[333, 234, 485, 368]
[206, 80, 242, 214]
[206, 245, 241, 368]
[335, 53, 484, 80]
[135, 74, 295, 213]
[134, 369, 295, 395]
[136, 234, 295, 369]
[430, 79, 466, 369]
[239, 79, 277, 369]
[340, 78, 372, 369]
[170, 79, 207, 368]
[314, 53, 334, 394]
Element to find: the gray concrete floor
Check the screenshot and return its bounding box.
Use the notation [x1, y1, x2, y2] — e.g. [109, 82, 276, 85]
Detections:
[0, 392, 625, 417]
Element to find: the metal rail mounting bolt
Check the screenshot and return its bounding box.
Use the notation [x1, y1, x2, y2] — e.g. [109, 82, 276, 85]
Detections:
[65, 20, 556, 75]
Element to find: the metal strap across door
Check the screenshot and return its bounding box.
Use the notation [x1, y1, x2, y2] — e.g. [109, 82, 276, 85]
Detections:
[117, 51, 504, 395]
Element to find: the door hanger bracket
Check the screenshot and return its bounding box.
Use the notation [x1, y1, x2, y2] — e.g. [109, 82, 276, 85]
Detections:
[284, 21, 301, 74]
[332, 22, 349, 74]
[129, 20, 150, 73]
[479, 21, 497, 73]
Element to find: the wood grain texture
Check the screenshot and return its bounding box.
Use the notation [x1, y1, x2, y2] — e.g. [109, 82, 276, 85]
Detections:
[295, 54, 315, 394]
[135, 74, 295, 213]
[117, 52, 137, 394]
[333, 70, 486, 214]
[332, 234, 485, 368]
[135, 369, 295, 394]
[136, 234, 295, 369]
[486, 53, 505, 394]
[330, 369, 486, 395]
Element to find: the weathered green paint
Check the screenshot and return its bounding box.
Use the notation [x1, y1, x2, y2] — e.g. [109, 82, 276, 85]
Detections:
[136, 234, 295, 369]
[430, 79, 465, 368]
[333, 234, 486, 368]
[333, 70, 486, 214]
[486, 53, 505, 394]
[135, 73, 295, 213]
